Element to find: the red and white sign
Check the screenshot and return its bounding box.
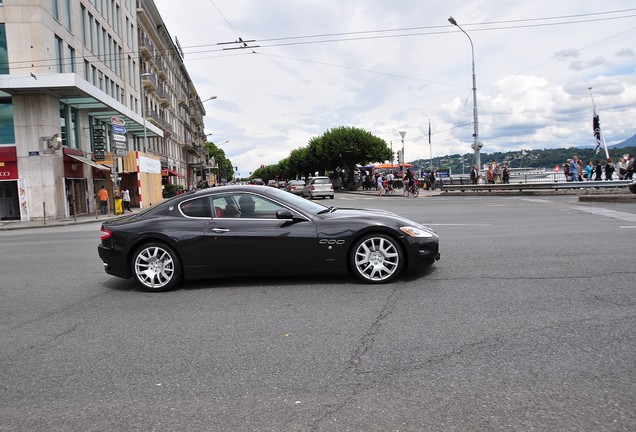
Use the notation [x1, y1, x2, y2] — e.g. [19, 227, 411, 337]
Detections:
[111, 116, 125, 126]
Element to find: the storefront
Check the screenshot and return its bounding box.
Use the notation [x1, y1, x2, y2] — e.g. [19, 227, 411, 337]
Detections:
[0, 146, 19, 220]
[64, 148, 111, 215]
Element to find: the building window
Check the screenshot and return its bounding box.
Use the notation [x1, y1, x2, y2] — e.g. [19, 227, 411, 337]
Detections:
[59, 103, 68, 147]
[0, 98, 16, 144]
[54, 36, 64, 72]
[52, 0, 59, 21]
[70, 107, 79, 149]
[66, 45, 75, 72]
[88, 13, 94, 52]
[80, 5, 87, 46]
[59, 103, 80, 149]
[64, 0, 72, 31]
[0, 24, 8, 74]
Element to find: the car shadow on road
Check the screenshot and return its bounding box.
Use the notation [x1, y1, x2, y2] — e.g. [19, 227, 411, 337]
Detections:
[101, 267, 438, 292]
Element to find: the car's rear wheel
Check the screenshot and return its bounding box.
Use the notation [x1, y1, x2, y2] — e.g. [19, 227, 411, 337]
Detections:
[132, 242, 182, 291]
[350, 233, 403, 283]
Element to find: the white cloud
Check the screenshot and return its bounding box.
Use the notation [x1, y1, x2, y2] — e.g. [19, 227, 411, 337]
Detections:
[154, 0, 636, 172]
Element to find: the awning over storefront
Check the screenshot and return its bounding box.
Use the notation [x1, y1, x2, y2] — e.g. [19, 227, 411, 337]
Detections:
[162, 168, 184, 178]
[66, 153, 111, 171]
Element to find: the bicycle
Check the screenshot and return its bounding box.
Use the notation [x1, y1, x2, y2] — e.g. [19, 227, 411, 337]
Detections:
[402, 183, 419, 198]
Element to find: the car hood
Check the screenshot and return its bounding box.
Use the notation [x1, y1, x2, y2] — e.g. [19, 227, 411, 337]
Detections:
[317, 207, 423, 226]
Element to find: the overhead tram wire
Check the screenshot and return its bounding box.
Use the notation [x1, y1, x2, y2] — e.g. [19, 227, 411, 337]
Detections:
[177, 8, 636, 56]
[3, 8, 634, 72]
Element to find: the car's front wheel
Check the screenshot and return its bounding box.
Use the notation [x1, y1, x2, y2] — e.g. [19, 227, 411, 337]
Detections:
[350, 234, 403, 283]
[132, 242, 182, 291]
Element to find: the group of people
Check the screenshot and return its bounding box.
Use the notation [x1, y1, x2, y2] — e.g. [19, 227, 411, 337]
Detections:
[375, 169, 429, 196]
[565, 153, 634, 181]
[96, 185, 132, 215]
[484, 161, 511, 184]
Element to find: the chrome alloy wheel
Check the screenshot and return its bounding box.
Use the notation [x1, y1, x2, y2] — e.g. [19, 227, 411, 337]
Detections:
[133, 243, 181, 291]
[352, 234, 403, 283]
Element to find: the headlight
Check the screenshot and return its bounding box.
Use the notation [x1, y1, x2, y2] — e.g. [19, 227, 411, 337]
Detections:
[400, 226, 435, 238]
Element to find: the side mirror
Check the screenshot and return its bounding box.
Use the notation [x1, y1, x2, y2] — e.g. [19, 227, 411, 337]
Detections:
[276, 209, 294, 219]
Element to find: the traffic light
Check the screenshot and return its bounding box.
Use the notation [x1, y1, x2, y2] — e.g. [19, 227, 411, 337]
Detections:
[397, 150, 403, 164]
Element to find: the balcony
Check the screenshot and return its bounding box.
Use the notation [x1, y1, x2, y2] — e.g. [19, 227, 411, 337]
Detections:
[155, 56, 166, 80]
[141, 73, 157, 92]
[147, 109, 174, 136]
[157, 88, 170, 107]
[138, 33, 153, 61]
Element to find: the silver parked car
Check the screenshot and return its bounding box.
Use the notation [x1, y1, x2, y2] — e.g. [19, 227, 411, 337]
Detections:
[285, 179, 306, 195]
[302, 176, 334, 199]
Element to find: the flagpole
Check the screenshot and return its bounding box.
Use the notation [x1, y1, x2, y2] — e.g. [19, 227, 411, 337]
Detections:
[588, 87, 610, 159]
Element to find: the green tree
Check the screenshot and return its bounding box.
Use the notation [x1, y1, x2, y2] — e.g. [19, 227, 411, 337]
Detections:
[312, 126, 392, 188]
[205, 141, 233, 183]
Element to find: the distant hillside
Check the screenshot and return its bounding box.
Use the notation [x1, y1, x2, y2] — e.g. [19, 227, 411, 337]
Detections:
[414, 142, 636, 173]
[609, 134, 636, 149]
[579, 134, 636, 149]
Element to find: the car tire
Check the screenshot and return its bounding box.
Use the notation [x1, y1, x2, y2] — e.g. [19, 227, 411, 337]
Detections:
[350, 233, 403, 283]
[131, 242, 182, 291]
[329, 195, 334, 199]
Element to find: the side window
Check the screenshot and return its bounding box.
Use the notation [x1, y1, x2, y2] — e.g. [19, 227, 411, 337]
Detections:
[180, 197, 212, 218]
[236, 194, 286, 218]
[211, 196, 239, 218]
[210, 193, 293, 219]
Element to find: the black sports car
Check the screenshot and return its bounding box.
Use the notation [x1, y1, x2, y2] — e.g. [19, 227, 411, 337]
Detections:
[98, 185, 440, 291]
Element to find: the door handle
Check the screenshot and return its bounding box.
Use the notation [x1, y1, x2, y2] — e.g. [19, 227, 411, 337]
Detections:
[211, 228, 230, 233]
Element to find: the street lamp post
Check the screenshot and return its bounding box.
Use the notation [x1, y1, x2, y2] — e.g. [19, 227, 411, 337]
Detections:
[399, 131, 406, 178]
[448, 16, 481, 171]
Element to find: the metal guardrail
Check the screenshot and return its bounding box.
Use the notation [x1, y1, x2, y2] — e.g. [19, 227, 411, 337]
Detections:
[441, 180, 632, 192]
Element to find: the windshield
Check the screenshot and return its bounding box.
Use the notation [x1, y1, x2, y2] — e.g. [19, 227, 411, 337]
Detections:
[267, 188, 328, 215]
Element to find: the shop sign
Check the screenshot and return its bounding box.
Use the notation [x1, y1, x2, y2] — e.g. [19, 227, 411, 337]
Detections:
[111, 116, 125, 126]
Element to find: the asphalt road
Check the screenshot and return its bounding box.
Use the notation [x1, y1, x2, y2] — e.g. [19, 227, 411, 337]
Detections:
[1, 194, 635, 432]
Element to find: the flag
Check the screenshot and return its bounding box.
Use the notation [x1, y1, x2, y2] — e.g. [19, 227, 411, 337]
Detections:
[428, 120, 431, 144]
[593, 106, 601, 154]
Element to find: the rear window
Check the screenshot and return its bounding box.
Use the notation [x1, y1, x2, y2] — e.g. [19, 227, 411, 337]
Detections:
[313, 178, 331, 184]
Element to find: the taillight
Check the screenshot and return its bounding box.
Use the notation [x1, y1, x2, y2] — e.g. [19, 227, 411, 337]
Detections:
[100, 227, 112, 240]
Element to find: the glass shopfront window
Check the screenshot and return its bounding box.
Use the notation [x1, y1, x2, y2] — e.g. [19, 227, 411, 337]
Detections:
[0, 98, 16, 144]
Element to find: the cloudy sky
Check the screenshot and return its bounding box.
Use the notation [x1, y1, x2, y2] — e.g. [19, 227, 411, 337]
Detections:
[153, 0, 636, 174]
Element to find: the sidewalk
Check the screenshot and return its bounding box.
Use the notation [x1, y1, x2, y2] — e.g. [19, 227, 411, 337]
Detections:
[340, 188, 444, 198]
[0, 209, 137, 231]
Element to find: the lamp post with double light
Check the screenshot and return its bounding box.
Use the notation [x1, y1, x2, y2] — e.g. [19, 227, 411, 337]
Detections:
[448, 16, 481, 171]
[399, 130, 406, 179]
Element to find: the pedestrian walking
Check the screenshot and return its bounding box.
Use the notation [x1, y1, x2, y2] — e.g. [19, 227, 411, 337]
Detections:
[585, 161, 594, 180]
[604, 158, 615, 181]
[377, 173, 385, 196]
[470, 165, 479, 184]
[625, 154, 635, 180]
[594, 160, 602, 181]
[570, 156, 580, 182]
[98, 186, 109, 214]
[121, 186, 132, 212]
